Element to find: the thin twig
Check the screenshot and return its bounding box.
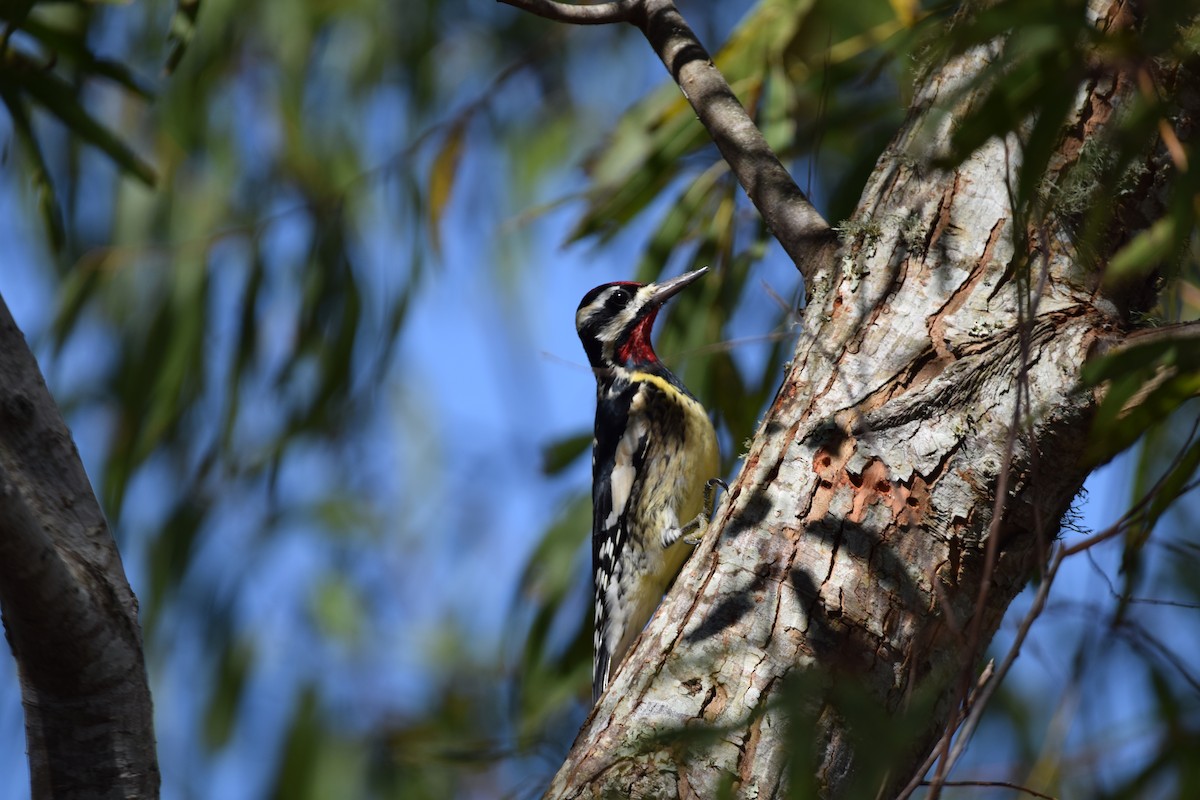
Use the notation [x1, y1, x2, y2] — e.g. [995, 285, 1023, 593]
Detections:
[919, 779, 1058, 800]
[936, 476, 1170, 780]
[940, 546, 1063, 776]
[900, 498, 1137, 798]
[1085, 546, 1200, 610]
[1116, 620, 1200, 694]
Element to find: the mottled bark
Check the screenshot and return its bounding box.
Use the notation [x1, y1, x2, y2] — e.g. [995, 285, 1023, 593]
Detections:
[0, 297, 159, 799]
[546, 0, 1159, 797]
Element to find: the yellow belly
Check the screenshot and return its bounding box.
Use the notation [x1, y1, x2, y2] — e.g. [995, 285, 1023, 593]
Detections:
[611, 370, 720, 664]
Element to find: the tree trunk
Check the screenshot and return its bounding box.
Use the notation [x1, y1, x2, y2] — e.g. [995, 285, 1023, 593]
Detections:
[0, 297, 159, 799]
[546, 0, 1156, 796]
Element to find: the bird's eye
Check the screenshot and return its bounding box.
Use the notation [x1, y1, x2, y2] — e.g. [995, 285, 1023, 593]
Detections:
[610, 287, 630, 303]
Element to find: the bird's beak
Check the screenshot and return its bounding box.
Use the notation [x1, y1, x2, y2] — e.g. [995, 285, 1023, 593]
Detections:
[645, 267, 709, 307]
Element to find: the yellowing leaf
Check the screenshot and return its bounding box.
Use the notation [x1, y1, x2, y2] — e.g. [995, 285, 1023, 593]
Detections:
[427, 120, 466, 259]
[889, 0, 920, 27]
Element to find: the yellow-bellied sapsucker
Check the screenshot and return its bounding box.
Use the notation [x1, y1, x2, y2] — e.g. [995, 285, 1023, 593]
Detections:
[575, 267, 720, 704]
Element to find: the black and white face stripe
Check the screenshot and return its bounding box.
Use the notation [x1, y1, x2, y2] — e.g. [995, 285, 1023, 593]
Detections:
[575, 268, 709, 370]
[575, 283, 652, 368]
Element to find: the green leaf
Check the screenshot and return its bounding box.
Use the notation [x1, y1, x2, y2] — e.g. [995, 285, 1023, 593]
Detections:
[515, 496, 588, 603]
[204, 640, 253, 749]
[144, 497, 204, 633]
[636, 162, 727, 280]
[1105, 216, 1177, 285]
[509, 496, 592, 730]
[0, 87, 64, 250]
[1082, 339, 1179, 387]
[541, 432, 592, 475]
[1089, 369, 1200, 462]
[18, 17, 155, 99]
[222, 251, 265, 454]
[165, 0, 203, 75]
[571, 97, 708, 243]
[133, 266, 207, 464]
[1014, 74, 1077, 214]
[270, 689, 322, 800]
[11, 53, 157, 185]
[310, 577, 364, 642]
[1142, 436, 1200, 535]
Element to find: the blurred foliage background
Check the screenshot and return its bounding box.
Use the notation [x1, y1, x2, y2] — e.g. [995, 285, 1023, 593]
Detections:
[0, 0, 1199, 798]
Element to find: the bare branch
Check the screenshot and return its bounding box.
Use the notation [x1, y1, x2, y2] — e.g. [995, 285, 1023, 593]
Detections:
[496, 0, 634, 25]
[920, 780, 1058, 800]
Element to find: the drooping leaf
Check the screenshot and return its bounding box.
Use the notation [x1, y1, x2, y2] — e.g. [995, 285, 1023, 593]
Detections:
[427, 119, 466, 259]
[541, 432, 591, 476]
[1141, 435, 1200, 536]
[204, 639, 253, 749]
[0, 86, 64, 250]
[18, 16, 156, 99]
[1086, 338, 1200, 462]
[1105, 213, 1186, 286]
[9, 51, 157, 185]
[1082, 338, 1182, 387]
[165, 0, 203, 75]
[510, 495, 592, 733]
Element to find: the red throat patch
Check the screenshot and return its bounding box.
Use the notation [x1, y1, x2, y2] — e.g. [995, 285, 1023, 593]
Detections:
[617, 310, 660, 365]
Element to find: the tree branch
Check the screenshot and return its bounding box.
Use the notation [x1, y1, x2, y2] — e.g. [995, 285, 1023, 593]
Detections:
[919, 780, 1058, 800]
[499, 0, 634, 24]
[0, 296, 159, 799]
[499, 0, 834, 283]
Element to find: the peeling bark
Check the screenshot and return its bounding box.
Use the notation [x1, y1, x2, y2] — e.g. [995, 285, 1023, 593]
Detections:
[546, 1, 1162, 797]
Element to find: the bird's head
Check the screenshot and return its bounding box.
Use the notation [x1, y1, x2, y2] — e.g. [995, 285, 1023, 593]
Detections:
[575, 267, 708, 370]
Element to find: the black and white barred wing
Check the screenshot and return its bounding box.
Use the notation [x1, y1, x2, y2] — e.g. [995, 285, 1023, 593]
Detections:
[590, 385, 649, 703]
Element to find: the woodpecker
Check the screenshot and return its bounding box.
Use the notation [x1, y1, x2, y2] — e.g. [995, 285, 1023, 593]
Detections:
[576, 267, 720, 704]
